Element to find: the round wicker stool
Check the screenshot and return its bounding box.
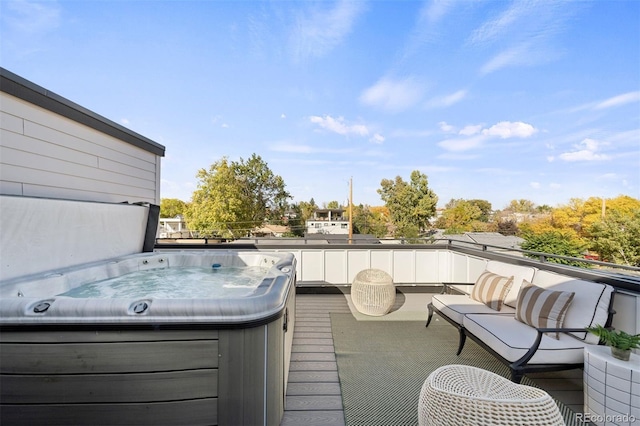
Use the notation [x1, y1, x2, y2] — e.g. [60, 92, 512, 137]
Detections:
[417, 365, 564, 426]
[351, 269, 395, 316]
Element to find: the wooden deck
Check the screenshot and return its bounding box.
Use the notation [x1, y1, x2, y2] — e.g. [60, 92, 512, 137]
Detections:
[280, 293, 350, 426]
[280, 292, 585, 426]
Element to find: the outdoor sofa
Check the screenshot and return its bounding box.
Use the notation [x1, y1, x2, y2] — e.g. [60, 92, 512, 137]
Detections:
[425, 260, 616, 382]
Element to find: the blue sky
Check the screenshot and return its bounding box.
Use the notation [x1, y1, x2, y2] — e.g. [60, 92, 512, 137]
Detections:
[2, 0, 639, 209]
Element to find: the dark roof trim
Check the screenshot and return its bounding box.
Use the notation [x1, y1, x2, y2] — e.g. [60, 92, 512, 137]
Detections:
[0, 67, 165, 157]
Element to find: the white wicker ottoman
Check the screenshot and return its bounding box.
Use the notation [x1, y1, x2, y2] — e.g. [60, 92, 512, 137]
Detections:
[351, 269, 395, 316]
[417, 365, 564, 426]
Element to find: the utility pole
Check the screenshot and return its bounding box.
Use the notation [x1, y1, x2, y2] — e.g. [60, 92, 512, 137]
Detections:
[349, 177, 353, 244]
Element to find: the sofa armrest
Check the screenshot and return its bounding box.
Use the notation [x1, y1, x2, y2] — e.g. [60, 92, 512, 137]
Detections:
[441, 282, 474, 295]
[512, 327, 588, 368]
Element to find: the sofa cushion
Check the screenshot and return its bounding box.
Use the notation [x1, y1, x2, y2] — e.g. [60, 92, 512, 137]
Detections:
[531, 270, 614, 344]
[485, 261, 536, 308]
[431, 294, 515, 325]
[471, 271, 514, 311]
[463, 313, 589, 364]
[515, 282, 575, 339]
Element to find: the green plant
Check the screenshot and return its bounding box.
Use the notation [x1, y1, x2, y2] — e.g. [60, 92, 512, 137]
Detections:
[587, 324, 640, 351]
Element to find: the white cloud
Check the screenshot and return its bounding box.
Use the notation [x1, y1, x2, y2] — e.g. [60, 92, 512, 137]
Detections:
[290, 0, 365, 62]
[594, 91, 640, 110]
[439, 121, 455, 132]
[471, 1, 577, 74]
[308, 115, 369, 137]
[459, 124, 483, 136]
[426, 89, 467, 108]
[369, 133, 385, 144]
[480, 43, 536, 75]
[281, 113, 286, 119]
[482, 121, 537, 138]
[120, 118, 130, 125]
[530, 182, 541, 189]
[439, 120, 538, 152]
[421, 0, 456, 24]
[360, 77, 425, 112]
[558, 138, 611, 162]
[568, 91, 640, 113]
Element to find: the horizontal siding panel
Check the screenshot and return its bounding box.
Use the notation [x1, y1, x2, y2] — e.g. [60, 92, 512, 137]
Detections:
[20, 184, 153, 204]
[99, 156, 156, 181]
[0, 329, 220, 343]
[1, 163, 157, 201]
[1, 95, 158, 163]
[2, 129, 99, 168]
[1, 144, 155, 189]
[0, 369, 218, 403]
[24, 120, 157, 173]
[0, 111, 24, 134]
[1, 340, 219, 374]
[0, 398, 218, 426]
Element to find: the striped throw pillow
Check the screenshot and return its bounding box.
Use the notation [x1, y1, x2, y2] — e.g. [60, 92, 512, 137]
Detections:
[515, 281, 575, 340]
[470, 271, 514, 311]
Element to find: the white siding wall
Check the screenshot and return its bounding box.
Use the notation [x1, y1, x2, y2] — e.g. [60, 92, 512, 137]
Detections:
[0, 92, 161, 204]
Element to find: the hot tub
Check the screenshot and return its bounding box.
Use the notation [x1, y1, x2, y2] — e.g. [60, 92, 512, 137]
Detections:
[0, 250, 296, 426]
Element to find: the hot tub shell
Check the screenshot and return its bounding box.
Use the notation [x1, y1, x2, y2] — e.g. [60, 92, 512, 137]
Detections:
[0, 196, 296, 426]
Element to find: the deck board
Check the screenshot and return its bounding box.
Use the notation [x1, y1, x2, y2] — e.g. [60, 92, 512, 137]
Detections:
[281, 293, 349, 426]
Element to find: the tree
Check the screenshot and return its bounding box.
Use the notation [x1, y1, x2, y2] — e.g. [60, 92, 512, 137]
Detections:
[520, 230, 588, 267]
[438, 199, 483, 233]
[350, 204, 388, 238]
[506, 199, 536, 213]
[160, 198, 187, 218]
[497, 219, 519, 236]
[468, 199, 492, 222]
[184, 154, 291, 239]
[589, 209, 640, 266]
[326, 201, 341, 209]
[297, 199, 318, 223]
[377, 170, 438, 238]
[233, 154, 291, 223]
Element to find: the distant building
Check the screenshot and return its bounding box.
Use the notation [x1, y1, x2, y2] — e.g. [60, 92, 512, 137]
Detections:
[251, 224, 290, 238]
[158, 216, 191, 238]
[306, 209, 350, 235]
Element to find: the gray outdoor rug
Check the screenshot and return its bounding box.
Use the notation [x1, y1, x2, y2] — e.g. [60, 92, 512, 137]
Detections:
[331, 313, 584, 426]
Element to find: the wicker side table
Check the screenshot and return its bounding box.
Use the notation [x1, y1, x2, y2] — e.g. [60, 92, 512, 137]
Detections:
[351, 269, 395, 316]
[418, 365, 564, 426]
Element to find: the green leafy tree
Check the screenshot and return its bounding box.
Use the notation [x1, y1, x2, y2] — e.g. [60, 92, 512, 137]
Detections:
[506, 199, 536, 213]
[298, 199, 318, 224]
[438, 199, 483, 233]
[284, 203, 305, 237]
[520, 230, 588, 267]
[233, 154, 291, 223]
[468, 199, 492, 222]
[588, 209, 640, 266]
[185, 154, 290, 239]
[350, 204, 388, 238]
[160, 198, 187, 218]
[377, 170, 438, 238]
[326, 200, 341, 209]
